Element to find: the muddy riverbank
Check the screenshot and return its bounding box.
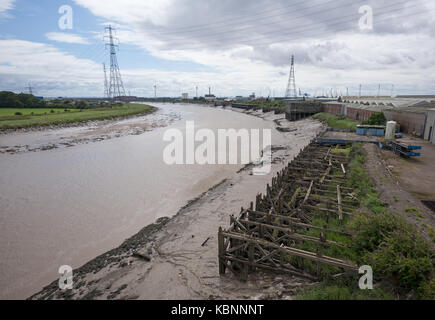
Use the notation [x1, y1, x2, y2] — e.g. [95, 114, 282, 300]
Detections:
[29, 107, 324, 300]
[0, 105, 163, 154]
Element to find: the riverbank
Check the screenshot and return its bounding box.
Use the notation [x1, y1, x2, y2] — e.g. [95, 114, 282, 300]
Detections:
[0, 103, 156, 131]
[25, 105, 435, 300]
[30, 108, 325, 300]
[0, 103, 166, 154]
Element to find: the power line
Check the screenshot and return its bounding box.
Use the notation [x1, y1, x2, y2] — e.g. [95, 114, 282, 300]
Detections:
[152, 0, 340, 36]
[150, 1, 428, 50]
[145, 0, 390, 44]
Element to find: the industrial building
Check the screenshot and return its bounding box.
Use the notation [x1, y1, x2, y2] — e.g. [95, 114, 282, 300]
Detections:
[320, 96, 435, 142]
[423, 108, 435, 144]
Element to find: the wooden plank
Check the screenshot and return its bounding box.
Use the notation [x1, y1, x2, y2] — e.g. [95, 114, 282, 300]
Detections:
[247, 209, 352, 236]
[324, 147, 331, 160]
[222, 231, 358, 270]
[218, 227, 226, 274]
[222, 254, 318, 280]
[303, 180, 314, 204]
[302, 204, 353, 216]
[341, 163, 346, 175]
[337, 185, 343, 220]
[320, 166, 331, 184]
[238, 219, 346, 248]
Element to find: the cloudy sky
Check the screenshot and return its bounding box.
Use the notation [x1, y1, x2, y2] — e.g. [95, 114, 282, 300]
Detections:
[1, 0, 435, 97]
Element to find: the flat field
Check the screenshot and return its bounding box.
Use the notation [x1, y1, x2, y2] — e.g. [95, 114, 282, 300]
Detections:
[0, 103, 155, 130]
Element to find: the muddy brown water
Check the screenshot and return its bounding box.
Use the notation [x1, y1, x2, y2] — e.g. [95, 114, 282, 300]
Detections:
[0, 102, 301, 299]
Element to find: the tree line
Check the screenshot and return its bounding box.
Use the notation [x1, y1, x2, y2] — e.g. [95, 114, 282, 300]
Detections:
[0, 91, 46, 108]
[0, 91, 94, 109]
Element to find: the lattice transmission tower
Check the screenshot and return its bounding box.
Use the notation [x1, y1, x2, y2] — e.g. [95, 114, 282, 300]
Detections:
[103, 63, 109, 98]
[285, 54, 297, 98]
[104, 25, 126, 99]
[26, 83, 33, 95]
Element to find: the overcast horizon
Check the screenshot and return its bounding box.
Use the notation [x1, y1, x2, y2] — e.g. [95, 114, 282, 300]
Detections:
[1, 0, 435, 98]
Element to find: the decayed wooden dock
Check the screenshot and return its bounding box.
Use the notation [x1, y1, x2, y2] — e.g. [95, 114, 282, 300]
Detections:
[218, 141, 360, 281]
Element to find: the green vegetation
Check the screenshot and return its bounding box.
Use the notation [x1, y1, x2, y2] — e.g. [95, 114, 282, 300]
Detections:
[296, 143, 434, 300]
[0, 103, 155, 130]
[405, 207, 425, 219]
[297, 281, 395, 300]
[247, 99, 286, 111]
[424, 224, 435, 243]
[331, 145, 351, 157]
[364, 112, 387, 126]
[0, 91, 46, 108]
[312, 112, 359, 130]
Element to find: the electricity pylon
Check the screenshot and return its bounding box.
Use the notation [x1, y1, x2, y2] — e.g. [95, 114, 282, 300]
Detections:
[104, 25, 126, 99]
[26, 83, 33, 95]
[103, 63, 109, 98]
[285, 54, 297, 98]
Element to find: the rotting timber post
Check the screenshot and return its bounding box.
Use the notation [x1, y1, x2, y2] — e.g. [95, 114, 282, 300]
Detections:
[218, 140, 359, 281]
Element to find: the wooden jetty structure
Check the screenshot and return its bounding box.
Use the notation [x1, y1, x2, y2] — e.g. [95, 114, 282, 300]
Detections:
[285, 102, 322, 121]
[218, 141, 360, 281]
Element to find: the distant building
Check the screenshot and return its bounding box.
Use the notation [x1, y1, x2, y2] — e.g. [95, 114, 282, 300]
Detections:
[205, 87, 216, 101]
[114, 96, 138, 102]
[321, 97, 435, 137]
[182, 93, 188, 100]
[205, 94, 216, 101]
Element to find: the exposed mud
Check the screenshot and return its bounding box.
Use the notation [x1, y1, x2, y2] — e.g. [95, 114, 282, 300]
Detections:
[30, 108, 324, 300]
[0, 106, 182, 155]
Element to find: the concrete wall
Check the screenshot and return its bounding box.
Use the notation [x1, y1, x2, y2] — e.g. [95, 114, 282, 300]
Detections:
[423, 110, 435, 143]
[384, 110, 426, 137]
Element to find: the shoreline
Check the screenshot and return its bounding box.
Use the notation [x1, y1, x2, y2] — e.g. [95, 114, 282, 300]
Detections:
[0, 104, 164, 155]
[0, 104, 158, 134]
[29, 107, 325, 300]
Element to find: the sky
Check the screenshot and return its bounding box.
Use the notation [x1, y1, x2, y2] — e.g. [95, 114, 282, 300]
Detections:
[0, 0, 435, 97]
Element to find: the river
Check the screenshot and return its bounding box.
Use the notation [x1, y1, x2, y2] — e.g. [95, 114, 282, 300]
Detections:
[0, 102, 281, 299]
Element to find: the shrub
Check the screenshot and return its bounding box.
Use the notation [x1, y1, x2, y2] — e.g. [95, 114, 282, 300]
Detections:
[364, 229, 433, 289]
[347, 143, 433, 292]
[364, 112, 387, 126]
[14, 112, 23, 116]
[350, 212, 401, 255]
[418, 278, 435, 300]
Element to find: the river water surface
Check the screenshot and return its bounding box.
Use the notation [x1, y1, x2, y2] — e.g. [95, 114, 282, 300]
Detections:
[0, 103, 279, 299]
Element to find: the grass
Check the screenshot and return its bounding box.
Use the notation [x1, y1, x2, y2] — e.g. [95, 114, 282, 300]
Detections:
[331, 145, 351, 157]
[296, 281, 395, 300]
[405, 207, 424, 219]
[296, 143, 434, 300]
[0, 103, 155, 130]
[423, 223, 435, 243]
[312, 112, 359, 130]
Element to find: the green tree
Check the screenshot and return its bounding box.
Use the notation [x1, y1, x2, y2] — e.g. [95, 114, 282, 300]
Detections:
[365, 112, 387, 125]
